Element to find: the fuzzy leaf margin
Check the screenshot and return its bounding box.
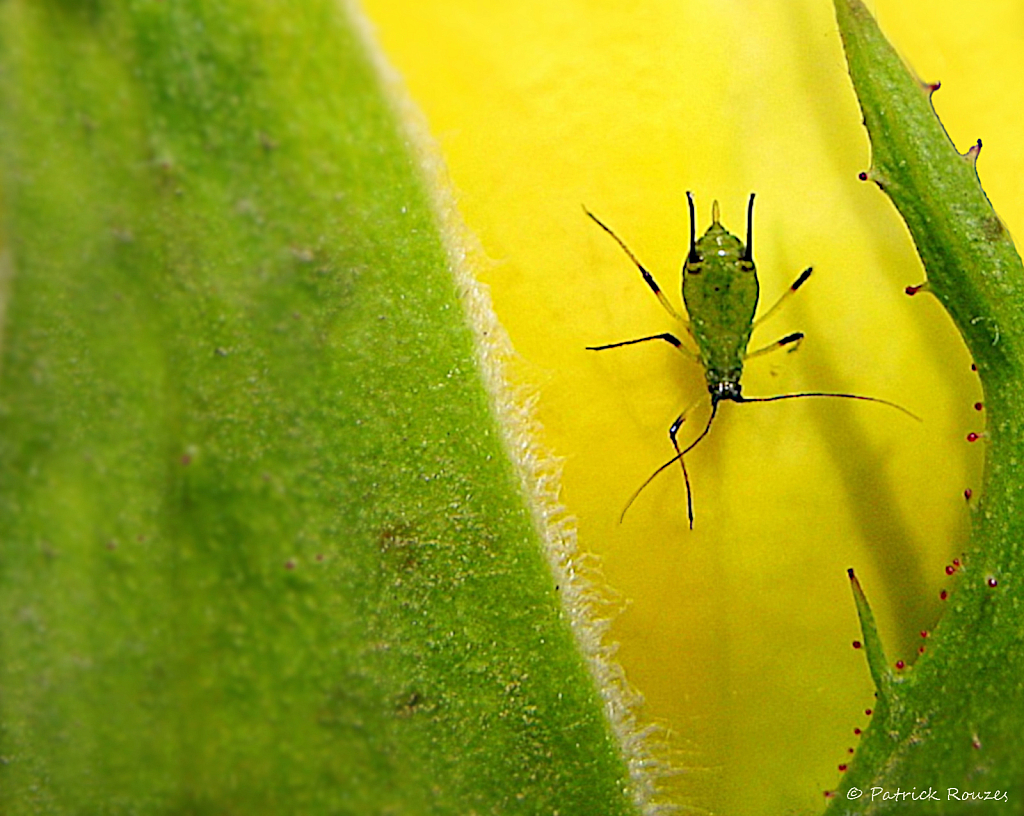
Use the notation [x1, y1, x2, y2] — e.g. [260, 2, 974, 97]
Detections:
[0, 2, 642, 814]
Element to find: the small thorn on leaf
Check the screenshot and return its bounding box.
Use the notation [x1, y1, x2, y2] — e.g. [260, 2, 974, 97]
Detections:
[857, 167, 888, 190]
[963, 138, 983, 164]
[848, 569, 894, 700]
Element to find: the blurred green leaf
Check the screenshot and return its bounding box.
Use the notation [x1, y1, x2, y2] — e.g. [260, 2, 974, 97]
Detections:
[0, 2, 639, 813]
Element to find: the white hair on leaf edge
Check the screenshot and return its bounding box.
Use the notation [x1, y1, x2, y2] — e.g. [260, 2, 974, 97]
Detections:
[339, 1, 677, 812]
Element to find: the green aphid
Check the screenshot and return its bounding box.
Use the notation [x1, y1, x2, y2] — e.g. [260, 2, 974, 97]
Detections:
[586, 192, 913, 528]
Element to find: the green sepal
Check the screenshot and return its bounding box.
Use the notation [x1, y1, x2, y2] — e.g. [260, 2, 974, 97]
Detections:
[827, 1, 1024, 811]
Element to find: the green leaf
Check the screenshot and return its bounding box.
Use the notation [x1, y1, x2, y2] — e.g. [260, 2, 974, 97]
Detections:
[827, 0, 1024, 811]
[0, 2, 642, 813]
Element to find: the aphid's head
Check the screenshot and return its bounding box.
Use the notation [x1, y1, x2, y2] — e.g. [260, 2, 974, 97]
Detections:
[709, 379, 743, 405]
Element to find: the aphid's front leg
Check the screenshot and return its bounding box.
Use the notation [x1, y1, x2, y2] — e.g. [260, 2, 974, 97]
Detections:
[617, 395, 708, 525]
[668, 414, 695, 529]
[667, 396, 707, 529]
[752, 266, 813, 331]
[587, 332, 698, 360]
[745, 331, 804, 361]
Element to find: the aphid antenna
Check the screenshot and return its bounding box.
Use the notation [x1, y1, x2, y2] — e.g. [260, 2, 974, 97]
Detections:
[617, 389, 918, 525]
[619, 452, 684, 525]
[735, 391, 921, 421]
[619, 400, 718, 525]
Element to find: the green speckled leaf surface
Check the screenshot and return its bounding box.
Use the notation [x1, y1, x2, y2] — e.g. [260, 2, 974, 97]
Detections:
[0, 2, 638, 813]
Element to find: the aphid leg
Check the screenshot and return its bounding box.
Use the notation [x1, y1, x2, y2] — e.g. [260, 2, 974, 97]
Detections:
[618, 395, 707, 525]
[583, 206, 689, 326]
[669, 406, 699, 529]
[745, 331, 805, 361]
[751, 266, 813, 331]
[587, 332, 698, 361]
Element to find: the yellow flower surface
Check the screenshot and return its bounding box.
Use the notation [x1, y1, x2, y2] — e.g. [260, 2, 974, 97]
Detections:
[359, 1, 1022, 812]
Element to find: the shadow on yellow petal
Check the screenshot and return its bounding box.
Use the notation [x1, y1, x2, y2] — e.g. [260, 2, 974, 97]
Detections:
[360, 0, 1019, 812]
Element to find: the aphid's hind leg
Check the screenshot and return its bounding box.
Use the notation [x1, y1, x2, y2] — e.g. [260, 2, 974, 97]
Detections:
[583, 206, 690, 327]
[588, 332, 698, 361]
[752, 266, 813, 331]
[745, 331, 804, 361]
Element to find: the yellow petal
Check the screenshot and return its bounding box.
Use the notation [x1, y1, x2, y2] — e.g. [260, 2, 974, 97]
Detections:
[359, 1, 1020, 812]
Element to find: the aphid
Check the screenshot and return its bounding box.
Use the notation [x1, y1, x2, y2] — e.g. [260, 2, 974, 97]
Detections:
[586, 192, 915, 527]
